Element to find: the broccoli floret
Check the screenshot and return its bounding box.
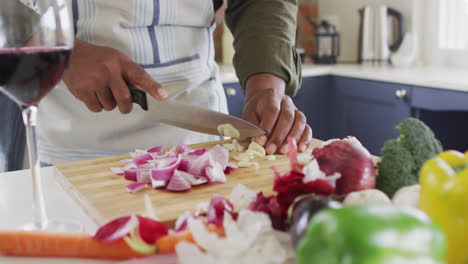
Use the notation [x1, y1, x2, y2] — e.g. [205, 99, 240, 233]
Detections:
[397, 118, 443, 169]
[377, 118, 443, 197]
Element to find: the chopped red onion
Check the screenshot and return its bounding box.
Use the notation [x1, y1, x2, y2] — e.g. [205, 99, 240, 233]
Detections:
[126, 182, 148, 193]
[137, 169, 151, 184]
[147, 146, 163, 154]
[110, 167, 124, 175]
[167, 170, 191, 192]
[124, 170, 137, 182]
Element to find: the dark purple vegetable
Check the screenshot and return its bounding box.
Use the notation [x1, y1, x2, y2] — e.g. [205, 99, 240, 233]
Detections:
[290, 196, 342, 246]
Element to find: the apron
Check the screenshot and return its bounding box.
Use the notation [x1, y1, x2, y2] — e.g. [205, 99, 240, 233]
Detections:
[36, 0, 228, 164]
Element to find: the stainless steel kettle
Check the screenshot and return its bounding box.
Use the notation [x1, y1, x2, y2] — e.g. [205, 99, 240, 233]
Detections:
[358, 5, 405, 63]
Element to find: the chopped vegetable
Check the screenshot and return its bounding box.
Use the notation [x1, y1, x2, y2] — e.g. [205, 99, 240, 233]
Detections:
[93, 215, 168, 245]
[266, 155, 277, 161]
[126, 182, 148, 193]
[230, 184, 257, 211]
[124, 170, 137, 182]
[217, 123, 240, 138]
[297, 205, 447, 264]
[111, 144, 233, 193]
[177, 210, 295, 264]
[377, 117, 443, 197]
[223, 139, 244, 152]
[166, 170, 191, 192]
[206, 194, 235, 227]
[419, 150, 468, 264]
[312, 136, 376, 195]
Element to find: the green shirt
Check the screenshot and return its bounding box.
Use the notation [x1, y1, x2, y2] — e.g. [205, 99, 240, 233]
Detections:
[217, 0, 302, 96]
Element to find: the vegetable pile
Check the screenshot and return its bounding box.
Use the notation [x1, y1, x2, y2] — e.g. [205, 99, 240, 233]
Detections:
[3, 119, 463, 264]
[110, 144, 236, 193]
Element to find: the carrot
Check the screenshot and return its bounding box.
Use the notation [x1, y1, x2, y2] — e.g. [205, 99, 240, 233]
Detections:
[0, 230, 146, 259]
[156, 230, 194, 253]
[156, 224, 225, 253]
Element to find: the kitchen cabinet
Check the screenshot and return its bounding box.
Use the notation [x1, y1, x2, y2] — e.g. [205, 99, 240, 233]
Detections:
[329, 77, 412, 155]
[223, 82, 244, 119]
[223, 76, 330, 140]
[292, 76, 331, 140]
[410, 86, 468, 152]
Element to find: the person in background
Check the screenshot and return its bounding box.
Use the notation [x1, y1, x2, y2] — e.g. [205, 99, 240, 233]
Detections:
[1, 0, 311, 168]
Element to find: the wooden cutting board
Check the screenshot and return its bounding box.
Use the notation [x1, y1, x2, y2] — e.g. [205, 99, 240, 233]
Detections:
[54, 139, 326, 228]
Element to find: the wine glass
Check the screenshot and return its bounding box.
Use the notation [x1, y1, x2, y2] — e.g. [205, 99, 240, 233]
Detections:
[0, 0, 81, 232]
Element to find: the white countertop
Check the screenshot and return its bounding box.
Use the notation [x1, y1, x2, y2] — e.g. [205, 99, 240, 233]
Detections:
[0, 167, 109, 264]
[219, 64, 468, 93]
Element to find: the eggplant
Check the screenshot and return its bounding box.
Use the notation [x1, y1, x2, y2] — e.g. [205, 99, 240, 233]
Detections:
[289, 196, 342, 246]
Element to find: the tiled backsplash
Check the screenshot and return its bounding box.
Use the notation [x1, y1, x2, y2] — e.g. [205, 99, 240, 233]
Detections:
[213, 0, 319, 63]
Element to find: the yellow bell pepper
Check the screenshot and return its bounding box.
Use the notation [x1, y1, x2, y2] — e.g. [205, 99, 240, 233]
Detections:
[419, 150, 468, 264]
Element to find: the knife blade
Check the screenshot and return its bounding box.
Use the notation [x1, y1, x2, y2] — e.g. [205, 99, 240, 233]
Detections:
[129, 86, 266, 139]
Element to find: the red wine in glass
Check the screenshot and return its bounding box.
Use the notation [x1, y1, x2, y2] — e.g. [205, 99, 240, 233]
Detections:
[0, 47, 71, 106]
[0, 0, 81, 232]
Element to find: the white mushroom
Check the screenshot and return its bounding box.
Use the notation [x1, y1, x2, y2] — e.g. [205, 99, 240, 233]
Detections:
[343, 189, 391, 206]
[392, 184, 421, 208]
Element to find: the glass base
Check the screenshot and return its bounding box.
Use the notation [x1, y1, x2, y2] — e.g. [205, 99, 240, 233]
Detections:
[20, 219, 84, 233]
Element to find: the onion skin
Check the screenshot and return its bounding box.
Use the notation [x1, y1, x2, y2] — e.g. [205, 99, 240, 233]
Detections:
[312, 139, 376, 195]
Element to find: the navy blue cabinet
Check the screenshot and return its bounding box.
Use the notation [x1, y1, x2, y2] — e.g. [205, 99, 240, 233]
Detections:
[410, 86, 468, 152]
[293, 76, 330, 140]
[223, 82, 244, 119]
[329, 77, 412, 155]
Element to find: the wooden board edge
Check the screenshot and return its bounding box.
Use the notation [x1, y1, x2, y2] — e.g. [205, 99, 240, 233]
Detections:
[53, 166, 108, 226]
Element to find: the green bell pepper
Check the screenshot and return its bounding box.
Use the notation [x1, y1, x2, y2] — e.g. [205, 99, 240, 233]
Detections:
[296, 205, 446, 264]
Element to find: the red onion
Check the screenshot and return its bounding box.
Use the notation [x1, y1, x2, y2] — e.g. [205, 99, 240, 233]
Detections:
[312, 137, 376, 195]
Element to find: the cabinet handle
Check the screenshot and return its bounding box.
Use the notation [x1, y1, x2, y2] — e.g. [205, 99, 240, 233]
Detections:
[395, 89, 407, 100]
[225, 87, 237, 97]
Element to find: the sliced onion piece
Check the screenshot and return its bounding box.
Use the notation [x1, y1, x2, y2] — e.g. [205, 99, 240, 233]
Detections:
[150, 156, 182, 182]
[175, 170, 207, 186]
[208, 145, 229, 169]
[126, 182, 148, 193]
[147, 146, 163, 154]
[93, 215, 136, 243]
[124, 170, 138, 182]
[205, 164, 227, 183]
[167, 170, 191, 192]
[111, 167, 124, 175]
[137, 169, 151, 184]
[133, 153, 153, 166]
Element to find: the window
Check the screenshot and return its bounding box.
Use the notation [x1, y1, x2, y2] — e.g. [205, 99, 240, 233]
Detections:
[424, 0, 468, 66]
[438, 0, 468, 50]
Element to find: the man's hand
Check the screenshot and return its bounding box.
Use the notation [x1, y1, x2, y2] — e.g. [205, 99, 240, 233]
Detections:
[242, 73, 312, 155]
[64, 38, 167, 114]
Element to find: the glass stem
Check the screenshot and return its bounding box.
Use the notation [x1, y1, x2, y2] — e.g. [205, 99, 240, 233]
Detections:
[22, 106, 47, 230]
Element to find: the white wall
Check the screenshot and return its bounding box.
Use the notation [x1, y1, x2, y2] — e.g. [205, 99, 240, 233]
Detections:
[318, 0, 421, 62]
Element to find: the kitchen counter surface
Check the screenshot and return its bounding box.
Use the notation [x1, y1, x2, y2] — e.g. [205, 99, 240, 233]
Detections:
[219, 64, 468, 93]
[0, 167, 104, 264]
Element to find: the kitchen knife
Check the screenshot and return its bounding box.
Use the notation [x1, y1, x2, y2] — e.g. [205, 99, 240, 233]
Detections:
[129, 86, 266, 139]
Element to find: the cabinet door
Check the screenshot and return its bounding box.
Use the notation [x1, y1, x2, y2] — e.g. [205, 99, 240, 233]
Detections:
[411, 86, 468, 151]
[293, 76, 331, 140]
[330, 77, 411, 155]
[223, 82, 244, 118]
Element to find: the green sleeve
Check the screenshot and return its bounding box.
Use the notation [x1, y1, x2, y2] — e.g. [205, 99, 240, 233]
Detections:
[225, 0, 302, 97]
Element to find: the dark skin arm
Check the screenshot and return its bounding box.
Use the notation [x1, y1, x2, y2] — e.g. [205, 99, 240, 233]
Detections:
[243, 73, 312, 154]
[63, 38, 167, 114]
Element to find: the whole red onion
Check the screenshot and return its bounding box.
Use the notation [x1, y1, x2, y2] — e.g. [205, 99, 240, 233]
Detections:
[312, 138, 376, 195]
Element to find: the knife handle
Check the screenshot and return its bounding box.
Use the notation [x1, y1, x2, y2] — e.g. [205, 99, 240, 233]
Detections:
[129, 86, 148, 111]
